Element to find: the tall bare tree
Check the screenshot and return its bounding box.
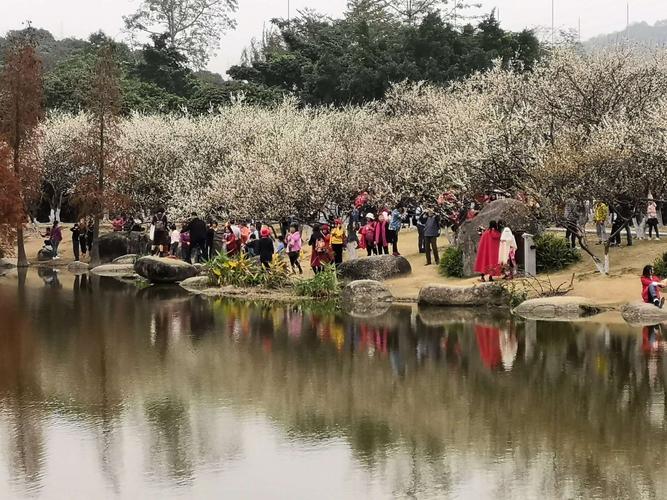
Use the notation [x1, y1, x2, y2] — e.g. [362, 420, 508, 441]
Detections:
[86, 45, 122, 267]
[0, 31, 44, 266]
[124, 0, 238, 68]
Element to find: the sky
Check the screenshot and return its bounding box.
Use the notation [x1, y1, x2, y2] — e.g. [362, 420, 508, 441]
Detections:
[0, 0, 665, 75]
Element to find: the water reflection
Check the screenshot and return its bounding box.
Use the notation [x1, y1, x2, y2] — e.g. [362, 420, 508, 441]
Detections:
[0, 272, 666, 499]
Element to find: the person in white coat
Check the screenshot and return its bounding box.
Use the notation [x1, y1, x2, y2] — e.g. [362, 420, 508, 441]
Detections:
[499, 226, 518, 279]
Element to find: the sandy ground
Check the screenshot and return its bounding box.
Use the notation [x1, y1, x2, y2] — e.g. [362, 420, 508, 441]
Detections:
[10, 223, 667, 306]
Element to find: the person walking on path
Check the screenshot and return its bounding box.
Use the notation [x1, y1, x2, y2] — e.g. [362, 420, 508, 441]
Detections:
[48, 221, 63, 260]
[593, 200, 609, 245]
[309, 224, 326, 274]
[375, 212, 389, 255]
[151, 209, 169, 257]
[286, 224, 303, 274]
[330, 219, 346, 266]
[474, 220, 501, 281]
[388, 208, 402, 256]
[70, 222, 81, 261]
[647, 194, 660, 240]
[415, 206, 426, 253]
[184, 212, 207, 263]
[258, 227, 275, 269]
[360, 214, 377, 256]
[423, 209, 441, 266]
[346, 220, 359, 261]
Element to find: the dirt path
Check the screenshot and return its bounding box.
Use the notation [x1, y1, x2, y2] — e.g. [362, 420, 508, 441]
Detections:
[11, 223, 667, 306]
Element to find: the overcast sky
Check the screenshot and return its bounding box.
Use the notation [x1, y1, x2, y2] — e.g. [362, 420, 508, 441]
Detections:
[1, 0, 665, 75]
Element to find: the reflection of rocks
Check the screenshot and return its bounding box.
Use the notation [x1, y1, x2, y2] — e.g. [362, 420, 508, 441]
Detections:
[418, 283, 510, 307]
[418, 306, 508, 327]
[112, 254, 138, 264]
[138, 284, 195, 301]
[180, 276, 211, 290]
[66, 261, 90, 275]
[457, 199, 541, 276]
[91, 263, 137, 277]
[99, 232, 150, 264]
[341, 280, 393, 318]
[37, 248, 54, 261]
[621, 302, 667, 326]
[338, 255, 411, 281]
[514, 296, 608, 321]
[134, 257, 198, 284]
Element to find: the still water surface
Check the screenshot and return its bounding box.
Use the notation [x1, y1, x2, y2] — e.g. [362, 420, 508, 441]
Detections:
[0, 268, 666, 499]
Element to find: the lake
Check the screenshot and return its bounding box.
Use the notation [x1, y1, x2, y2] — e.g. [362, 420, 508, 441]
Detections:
[0, 268, 665, 499]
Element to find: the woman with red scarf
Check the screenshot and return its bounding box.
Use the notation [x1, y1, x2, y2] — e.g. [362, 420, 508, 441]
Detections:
[474, 220, 501, 281]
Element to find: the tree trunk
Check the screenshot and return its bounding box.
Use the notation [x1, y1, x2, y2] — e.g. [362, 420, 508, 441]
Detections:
[12, 129, 29, 267]
[90, 113, 105, 267]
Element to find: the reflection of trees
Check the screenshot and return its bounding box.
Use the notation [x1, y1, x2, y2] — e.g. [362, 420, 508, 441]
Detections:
[3, 274, 667, 497]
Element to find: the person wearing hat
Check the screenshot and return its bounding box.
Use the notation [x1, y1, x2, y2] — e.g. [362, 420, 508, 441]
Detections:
[360, 213, 377, 256]
[258, 226, 275, 269]
[309, 223, 327, 274]
[330, 218, 347, 266]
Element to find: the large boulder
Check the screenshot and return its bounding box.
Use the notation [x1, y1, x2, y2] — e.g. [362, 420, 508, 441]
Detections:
[37, 248, 54, 261]
[621, 302, 667, 326]
[98, 232, 150, 264]
[338, 255, 411, 281]
[514, 296, 608, 321]
[457, 198, 541, 277]
[134, 256, 198, 284]
[341, 280, 394, 317]
[418, 282, 510, 307]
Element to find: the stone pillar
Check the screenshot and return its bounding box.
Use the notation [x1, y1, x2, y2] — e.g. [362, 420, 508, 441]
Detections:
[522, 233, 536, 277]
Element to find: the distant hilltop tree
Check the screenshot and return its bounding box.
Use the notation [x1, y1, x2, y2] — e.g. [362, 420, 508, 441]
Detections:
[585, 20, 667, 49]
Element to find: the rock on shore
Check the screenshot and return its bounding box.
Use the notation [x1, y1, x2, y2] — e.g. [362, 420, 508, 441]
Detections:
[621, 302, 667, 326]
[418, 283, 509, 307]
[113, 254, 138, 264]
[341, 280, 394, 317]
[338, 255, 411, 281]
[99, 232, 150, 264]
[513, 296, 607, 321]
[134, 256, 198, 284]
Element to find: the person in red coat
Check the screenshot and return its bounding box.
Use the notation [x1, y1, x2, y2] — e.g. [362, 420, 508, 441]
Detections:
[474, 220, 501, 281]
[641, 265, 665, 308]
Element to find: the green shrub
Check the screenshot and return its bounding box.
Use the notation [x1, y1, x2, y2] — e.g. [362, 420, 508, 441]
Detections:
[439, 246, 464, 278]
[653, 252, 667, 278]
[207, 252, 290, 288]
[294, 265, 340, 299]
[534, 233, 581, 273]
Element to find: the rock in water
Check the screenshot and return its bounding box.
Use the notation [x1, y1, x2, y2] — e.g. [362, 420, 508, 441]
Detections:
[90, 263, 137, 277]
[514, 296, 607, 321]
[37, 248, 54, 261]
[338, 255, 411, 281]
[98, 232, 150, 264]
[134, 256, 198, 284]
[341, 280, 394, 317]
[621, 302, 667, 326]
[67, 261, 90, 274]
[179, 275, 212, 290]
[0, 257, 18, 268]
[457, 199, 541, 277]
[112, 254, 138, 264]
[418, 283, 510, 307]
